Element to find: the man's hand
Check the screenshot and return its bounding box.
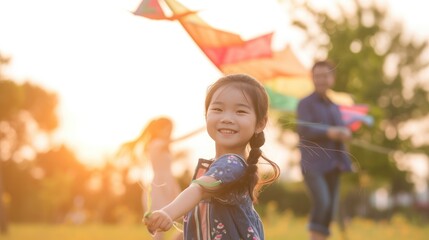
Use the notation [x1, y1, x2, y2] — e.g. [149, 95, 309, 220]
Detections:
[327, 126, 352, 142]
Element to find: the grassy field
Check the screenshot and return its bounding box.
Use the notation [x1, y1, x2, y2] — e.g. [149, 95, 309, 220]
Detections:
[2, 213, 428, 240]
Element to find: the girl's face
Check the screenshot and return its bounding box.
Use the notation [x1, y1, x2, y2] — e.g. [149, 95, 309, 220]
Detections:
[206, 85, 264, 158]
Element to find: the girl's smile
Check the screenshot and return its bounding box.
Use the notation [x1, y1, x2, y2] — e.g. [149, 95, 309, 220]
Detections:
[206, 85, 259, 157]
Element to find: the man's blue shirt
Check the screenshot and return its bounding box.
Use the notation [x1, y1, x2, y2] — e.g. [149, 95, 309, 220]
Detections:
[297, 92, 353, 173]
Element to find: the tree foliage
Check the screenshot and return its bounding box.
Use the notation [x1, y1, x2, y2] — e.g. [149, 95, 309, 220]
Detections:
[0, 53, 60, 226]
[0, 56, 58, 162]
[0, 53, 186, 224]
[284, 0, 429, 193]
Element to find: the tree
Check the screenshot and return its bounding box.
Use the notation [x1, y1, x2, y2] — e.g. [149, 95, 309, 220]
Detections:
[0, 53, 59, 229]
[284, 0, 429, 216]
[35, 145, 90, 222]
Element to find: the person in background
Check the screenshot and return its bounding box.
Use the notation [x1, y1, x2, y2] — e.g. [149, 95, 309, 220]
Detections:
[118, 116, 201, 240]
[297, 60, 353, 240]
[143, 73, 280, 240]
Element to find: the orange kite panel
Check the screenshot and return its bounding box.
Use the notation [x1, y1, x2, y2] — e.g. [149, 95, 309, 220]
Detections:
[181, 22, 243, 47]
[220, 46, 310, 81]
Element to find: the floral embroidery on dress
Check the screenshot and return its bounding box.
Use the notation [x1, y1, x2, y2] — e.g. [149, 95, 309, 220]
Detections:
[245, 227, 261, 240]
[214, 235, 222, 240]
[217, 222, 225, 229]
[211, 219, 227, 239]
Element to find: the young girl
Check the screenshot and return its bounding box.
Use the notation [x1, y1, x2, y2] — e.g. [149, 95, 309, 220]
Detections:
[118, 117, 202, 240]
[144, 74, 280, 240]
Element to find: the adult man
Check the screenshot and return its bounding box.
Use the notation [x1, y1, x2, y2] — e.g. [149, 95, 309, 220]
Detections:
[297, 60, 353, 240]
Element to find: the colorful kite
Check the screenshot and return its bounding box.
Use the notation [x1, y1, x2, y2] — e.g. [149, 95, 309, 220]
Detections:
[134, 0, 372, 131]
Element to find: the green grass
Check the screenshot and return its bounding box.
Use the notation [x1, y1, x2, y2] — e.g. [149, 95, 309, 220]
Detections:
[2, 214, 429, 240]
[264, 212, 429, 240]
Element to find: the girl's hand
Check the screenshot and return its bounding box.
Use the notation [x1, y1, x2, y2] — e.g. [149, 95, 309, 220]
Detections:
[143, 210, 173, 235]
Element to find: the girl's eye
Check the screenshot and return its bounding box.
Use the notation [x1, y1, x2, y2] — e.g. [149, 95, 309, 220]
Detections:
[237, 110, 248, 114]
[211, 107, 222, 112]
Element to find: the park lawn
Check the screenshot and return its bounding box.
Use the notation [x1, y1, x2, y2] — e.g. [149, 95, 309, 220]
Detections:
[264, 212, 429, 240]
[2, 214, 428, 240]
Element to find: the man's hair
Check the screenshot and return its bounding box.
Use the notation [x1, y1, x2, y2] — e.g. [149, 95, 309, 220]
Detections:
[311, 60, 336, 75]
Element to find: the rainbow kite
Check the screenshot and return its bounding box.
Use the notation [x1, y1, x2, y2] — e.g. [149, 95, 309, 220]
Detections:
[134, 0, 372, 131]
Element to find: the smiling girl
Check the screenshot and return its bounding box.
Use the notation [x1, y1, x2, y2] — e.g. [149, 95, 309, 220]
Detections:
[144, 73, 280, 240]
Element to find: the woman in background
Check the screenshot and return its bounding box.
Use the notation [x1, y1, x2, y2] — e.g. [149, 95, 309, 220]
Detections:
[119, 117, 202, 240]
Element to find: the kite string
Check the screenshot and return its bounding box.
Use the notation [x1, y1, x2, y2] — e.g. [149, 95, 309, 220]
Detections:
[283, 120, 397, 155]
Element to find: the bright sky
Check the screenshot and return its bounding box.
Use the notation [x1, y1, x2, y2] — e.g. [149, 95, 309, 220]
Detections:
[0, 0, 428, 169]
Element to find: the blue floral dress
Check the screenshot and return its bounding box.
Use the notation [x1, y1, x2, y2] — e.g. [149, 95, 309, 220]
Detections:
[183, 154, 264, 240]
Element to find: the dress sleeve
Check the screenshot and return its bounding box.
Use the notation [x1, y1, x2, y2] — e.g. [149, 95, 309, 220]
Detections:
[204, 154, 247, 184]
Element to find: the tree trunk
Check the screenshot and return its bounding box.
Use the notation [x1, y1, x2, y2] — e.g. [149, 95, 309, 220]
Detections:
[0, 163, 8, 234]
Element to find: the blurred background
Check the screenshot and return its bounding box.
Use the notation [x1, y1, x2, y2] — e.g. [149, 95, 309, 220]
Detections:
[0, 0, 429, 239]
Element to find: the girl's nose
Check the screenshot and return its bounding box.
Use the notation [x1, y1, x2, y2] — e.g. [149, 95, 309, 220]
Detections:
[221, 114, 233, 124]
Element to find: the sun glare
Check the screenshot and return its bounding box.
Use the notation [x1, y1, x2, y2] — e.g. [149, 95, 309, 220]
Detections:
[1, 0, 428, 168]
